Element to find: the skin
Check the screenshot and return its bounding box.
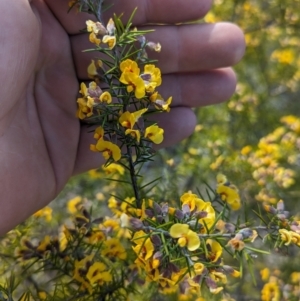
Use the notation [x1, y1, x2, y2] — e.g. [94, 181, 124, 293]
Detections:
[0, 0, 245, 235]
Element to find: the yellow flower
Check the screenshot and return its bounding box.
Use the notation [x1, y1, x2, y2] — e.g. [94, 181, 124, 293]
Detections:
[73, 254, 94, 293]
[90, 140, 121, 161]
[125, 128, 141, 143]
[132, 230, 154, 261]
[180, 192, 215, 231]
[36, 235, 51, 253]
[261, 282, 280, 301]
[86, 262, 112, 285]
[87, 59, 103, 78]
[93, 126, 104, 141]
[192, 262, 205, 276]
[119, 59, 146, 99]
[32, 206, 52, 222]
[290, 272, 300, 283]
[261, 268, 270, 282]
[216, 185, 241, 210]
[169, 223, 200, 251]
[217, 174, 228, 185]
[120, 59, 140, 74]
[86, 20, 107, 46]
[119, 108, 148, 129]
[279, 229, 293, 245]
[144, 125, 164, 144]
[102, 238, 127, 260]
[86, 229, 105, 244]
[120, 71, 145, 99]
[206, 239, 223, 262]
[102, 35, 116, 49]
[150, 92, 172, 112]
[271, 48, 295, 65]
[89, 32, 101, 45]
[227, 238, 245, 251]
[141, 64, 162, 92]
[76, 96, 94, 119]
[86, 20, 106, 35]
[180, 192, 202, 211]
[38, 292, 47, 300]
[67, 196, 82, 214]
[99, 91, 112, 103]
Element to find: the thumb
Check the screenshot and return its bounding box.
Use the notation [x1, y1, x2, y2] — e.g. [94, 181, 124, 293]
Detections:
[0, 0, 40, 134]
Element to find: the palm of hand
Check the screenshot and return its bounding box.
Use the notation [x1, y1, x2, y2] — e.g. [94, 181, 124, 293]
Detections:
[0, 1, 81, 231]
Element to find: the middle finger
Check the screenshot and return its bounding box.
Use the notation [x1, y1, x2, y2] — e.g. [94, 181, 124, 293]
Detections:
[71, 22, 245, 79]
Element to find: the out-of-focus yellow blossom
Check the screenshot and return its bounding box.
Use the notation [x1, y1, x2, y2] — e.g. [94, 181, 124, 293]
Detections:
[87, 59, 103, 78]
[261, 268, 270, 282]
[32, 206, 52, 222]
[144, 125, 164, 144]
[204, 11, 218, 23]
[216, 183, 241, 211]
[73, 254, 94, 294]
[102, 238, 127, 260]
[279, 229, 293, 245]
[216, 174, 228, 185]
[271, 48, 295, 65]
[88, 169, 102, 179]
[166, 158, 174, 166]
[209, 286, 224, 295]
[59, 225, 72, 252]
[210, 155, 224, 170]
[210, 271, 227, 285]
[90, 139, 121, 161]
[38, 292, 47, 300]
[290, 272, 300, 283]
[169, 223, 200, 251]
[86, 229, 105, 244]
[86, 262, 112, 285]
[67, 196, 82, 214]
[102, 163, 125, 175]
[261, 281, 280, 301]
[281, 115, 300, 133]
[36, 235, 51, 253]
[240, 145, 252, 156]
[227, 238, 245, 251]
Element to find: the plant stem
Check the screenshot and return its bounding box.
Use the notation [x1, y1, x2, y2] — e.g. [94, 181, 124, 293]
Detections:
[126, 145, 141, 208]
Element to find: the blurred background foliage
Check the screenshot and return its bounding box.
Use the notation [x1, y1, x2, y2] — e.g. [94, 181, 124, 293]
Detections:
[2, 0, 300, 300]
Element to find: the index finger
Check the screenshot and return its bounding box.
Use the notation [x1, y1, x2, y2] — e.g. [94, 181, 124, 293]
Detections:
[44, 0, 212, 34]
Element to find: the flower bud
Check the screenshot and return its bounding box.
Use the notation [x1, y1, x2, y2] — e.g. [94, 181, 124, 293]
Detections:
[130, 218, 144, 231]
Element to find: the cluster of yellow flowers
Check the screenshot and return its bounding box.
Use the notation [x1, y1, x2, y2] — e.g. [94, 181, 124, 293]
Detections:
[240, 115, 300, 206]
[260, 268, 300, 301]
[113, 190, 244, 298]
[75, 18, 170, 163]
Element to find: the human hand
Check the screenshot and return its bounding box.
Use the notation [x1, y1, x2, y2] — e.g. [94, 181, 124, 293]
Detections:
[0, 0, 244, 234]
